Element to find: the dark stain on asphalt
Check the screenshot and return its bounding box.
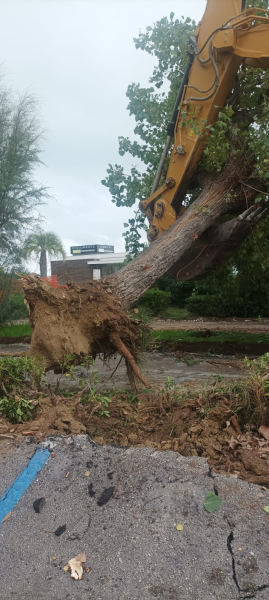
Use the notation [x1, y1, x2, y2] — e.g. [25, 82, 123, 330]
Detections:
[97, 486, 115, 506]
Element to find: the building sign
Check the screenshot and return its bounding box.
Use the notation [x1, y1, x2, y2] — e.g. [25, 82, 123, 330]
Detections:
[70, 244, 114, 255]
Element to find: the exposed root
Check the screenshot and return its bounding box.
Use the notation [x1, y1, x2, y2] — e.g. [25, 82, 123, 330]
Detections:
[109, 331, 150, 388]
[20, 274, 148, 388]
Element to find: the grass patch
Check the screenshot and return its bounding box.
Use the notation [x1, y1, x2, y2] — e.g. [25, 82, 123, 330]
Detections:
[0, 323, 32, 338]
[151, 329, 269, 345]
[160, 307, 190, 320]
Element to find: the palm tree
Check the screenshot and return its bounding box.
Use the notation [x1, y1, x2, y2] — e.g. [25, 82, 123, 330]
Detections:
[23, 231, 66, 277]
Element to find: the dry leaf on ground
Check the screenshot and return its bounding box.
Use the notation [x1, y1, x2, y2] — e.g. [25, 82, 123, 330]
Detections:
[84, 471, 90, 477]
[68, 552, 87, 580]
[259, 426, 269, 441]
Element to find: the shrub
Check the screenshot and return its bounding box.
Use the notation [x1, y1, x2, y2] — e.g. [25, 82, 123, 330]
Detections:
[186, 294, 244, 318]
[157, 276, 194, 307]
[0, 356, 45, 422]
[136, 288, 171, 316]
[0, 293, 29, 324]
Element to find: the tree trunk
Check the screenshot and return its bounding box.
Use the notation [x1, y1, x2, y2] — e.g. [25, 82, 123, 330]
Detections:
[111, 160, 253, 309]
[40, 249, 47, 277]
[22, 160, 257, 382]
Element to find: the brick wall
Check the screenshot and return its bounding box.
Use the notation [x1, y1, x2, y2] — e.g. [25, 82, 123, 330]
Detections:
[51, 259, 94, 285]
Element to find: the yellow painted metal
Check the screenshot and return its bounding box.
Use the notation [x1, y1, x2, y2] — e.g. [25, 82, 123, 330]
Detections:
[145, 1, 269, 242]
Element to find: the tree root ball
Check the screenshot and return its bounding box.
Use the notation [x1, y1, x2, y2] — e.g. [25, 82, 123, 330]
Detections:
[22, 275, 149, 387]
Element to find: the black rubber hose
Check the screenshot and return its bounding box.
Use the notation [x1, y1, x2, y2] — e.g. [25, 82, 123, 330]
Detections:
[166, 54, 194, 137]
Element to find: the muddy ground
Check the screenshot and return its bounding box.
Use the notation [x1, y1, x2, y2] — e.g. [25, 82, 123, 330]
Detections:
[1, 352, 269, 489]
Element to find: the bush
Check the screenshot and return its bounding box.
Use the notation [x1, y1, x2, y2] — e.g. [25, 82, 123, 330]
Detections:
[157, 276, 194, 307]
[186, 294, 244, 318]
[0, 356, 45, 422]
[0, 294, 29, 324]
[136, 288, 171, 316]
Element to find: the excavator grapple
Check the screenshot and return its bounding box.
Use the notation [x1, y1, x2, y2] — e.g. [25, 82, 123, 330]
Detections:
[140, 0, 269, 280]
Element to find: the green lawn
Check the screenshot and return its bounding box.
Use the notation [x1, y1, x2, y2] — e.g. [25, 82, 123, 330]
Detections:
[151, 329, 269, 345]
[160, 307, 190, 319]
[0, 323, 32, 337]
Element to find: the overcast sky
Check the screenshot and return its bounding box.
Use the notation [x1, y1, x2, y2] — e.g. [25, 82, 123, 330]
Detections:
[1, 0, 205, 269]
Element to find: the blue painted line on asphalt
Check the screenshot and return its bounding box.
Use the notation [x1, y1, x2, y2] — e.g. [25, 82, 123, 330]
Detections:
[0, 447, 50, 524]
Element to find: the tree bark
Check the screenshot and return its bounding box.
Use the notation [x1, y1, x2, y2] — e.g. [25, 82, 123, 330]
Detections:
[40, 249, 47, 277]
[111, 160, 253, 309]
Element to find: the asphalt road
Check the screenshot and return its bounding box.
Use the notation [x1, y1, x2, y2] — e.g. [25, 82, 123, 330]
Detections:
[1, 435, 269, 600]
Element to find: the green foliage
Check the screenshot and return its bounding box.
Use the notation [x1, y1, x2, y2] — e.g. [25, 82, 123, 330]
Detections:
[0, 356, 45, 423]
[0, 356, 44, 394]
[102, 4, 269, 321]
[188, 215, 269, 318]
[0, 80, 50, 269]
[102, 14, 196, 254]
[23, 230, 66, 277]
[0, 293, 29, 324]
[53, 354, 112, 418]
[151, 329, 269, 344]
[0, 395, 35, 423]
[156, 275, 194, 307]
[0, 323, 31, 337]
[136, 288, 171, 316]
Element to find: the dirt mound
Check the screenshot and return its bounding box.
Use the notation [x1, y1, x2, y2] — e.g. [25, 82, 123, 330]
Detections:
[2, 392, 269, 487]
[22, 275, 148, 386]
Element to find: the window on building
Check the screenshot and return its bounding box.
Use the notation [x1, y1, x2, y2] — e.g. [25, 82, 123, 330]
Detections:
[101, 264, 123, 277]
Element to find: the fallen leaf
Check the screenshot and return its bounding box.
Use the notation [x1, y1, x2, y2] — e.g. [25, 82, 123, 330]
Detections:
[176, 524, 184, 531]
[204, 492, 223, 513]
[68, 552, 86, 580]
[231, 416, 241, 435]
[51, 452, 55, 458]
[257, 493, 264, 498]
[66, 472, 70, 478]
[238, 547, 242, 552]
[85, 567, 91, 573]
[1, 511, 11, 523]
[84, 471, 90, 477]
[81, 445, 87, 450]
[9, 428, 15, 433]
[259, 425, 269, 441]
[52, 556, 57, 561]
[122, 409, 129, 415]
[133, 308, 139, 314]
[63, 565, 69, 573]
[263, 506, 269, 514]
[213, 442, 222, 453]
[22, 431, 37, 436]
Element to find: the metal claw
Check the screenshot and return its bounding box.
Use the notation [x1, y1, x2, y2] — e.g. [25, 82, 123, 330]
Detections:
[245, 207, 263, 221]
[238, 205, 256, 221]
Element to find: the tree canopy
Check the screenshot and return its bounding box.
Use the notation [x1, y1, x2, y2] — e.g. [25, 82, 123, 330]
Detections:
[0, 77, 49, 271]
[23, 231, 66, 278]
[101, 1, 269, 315]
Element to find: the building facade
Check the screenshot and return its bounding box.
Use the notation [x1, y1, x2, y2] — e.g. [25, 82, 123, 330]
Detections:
[51, 245, 127, 285]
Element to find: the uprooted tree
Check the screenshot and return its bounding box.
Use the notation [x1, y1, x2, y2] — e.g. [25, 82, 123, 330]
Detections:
[22, 5, 269, 384]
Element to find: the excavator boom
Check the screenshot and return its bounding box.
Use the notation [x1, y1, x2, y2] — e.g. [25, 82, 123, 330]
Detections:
[140, 1, 269, 280]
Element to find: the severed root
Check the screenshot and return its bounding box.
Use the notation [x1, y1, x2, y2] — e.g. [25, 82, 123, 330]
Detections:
[109, 331, 150, 388]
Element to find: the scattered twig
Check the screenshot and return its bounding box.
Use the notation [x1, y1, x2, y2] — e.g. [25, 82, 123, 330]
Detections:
[1, 382, 12, 398]
[0, 434, 14, 439]
[109, 356, 123, 379]
[88, 402, 102, 420]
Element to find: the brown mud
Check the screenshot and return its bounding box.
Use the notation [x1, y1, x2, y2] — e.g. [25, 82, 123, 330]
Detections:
[2, 391, 269, 487]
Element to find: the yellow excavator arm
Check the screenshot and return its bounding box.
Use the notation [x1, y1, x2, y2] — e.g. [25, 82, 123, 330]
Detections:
[140, 0, 269, 265]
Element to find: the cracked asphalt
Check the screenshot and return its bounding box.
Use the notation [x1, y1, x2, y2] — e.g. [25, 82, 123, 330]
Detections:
[0, 436, 269, 600]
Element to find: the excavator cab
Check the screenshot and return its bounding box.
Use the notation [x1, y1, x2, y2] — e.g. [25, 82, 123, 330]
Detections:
[139, 0, 269, 281]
